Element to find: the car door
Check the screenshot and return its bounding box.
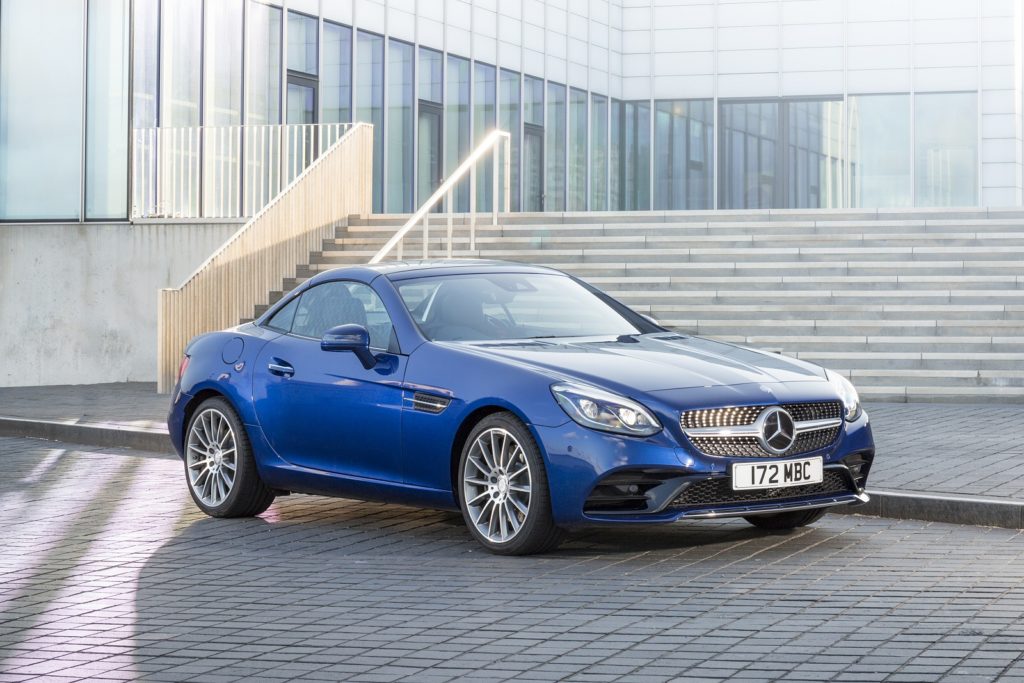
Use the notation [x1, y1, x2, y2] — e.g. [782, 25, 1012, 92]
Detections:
[252, 280, 406, 482]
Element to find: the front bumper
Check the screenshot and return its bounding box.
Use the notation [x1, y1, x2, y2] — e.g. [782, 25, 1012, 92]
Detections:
[538, 410, 874, 528]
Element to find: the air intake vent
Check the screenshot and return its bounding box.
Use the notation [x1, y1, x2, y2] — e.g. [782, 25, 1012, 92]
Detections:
[412, 392, 450, 414]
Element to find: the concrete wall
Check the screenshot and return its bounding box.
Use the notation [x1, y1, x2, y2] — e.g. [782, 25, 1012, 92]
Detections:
[0, 221, 242, 387]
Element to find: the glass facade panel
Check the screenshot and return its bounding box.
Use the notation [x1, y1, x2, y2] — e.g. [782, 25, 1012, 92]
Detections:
[205, 0, 243, 125]
[287, 11, 318, 75]
[445, 55, 471, 212]
[849, 94, 911, 208]
[719, 101, 779, 209]
[322, 21, 352, 123]
[246, 3, 282, 125]
[0, 0, 84, 220]
[618, 101, 650, 210]
[162, 0, 202, 127]
[787, 100, 843, 208]
[417, 48, 443, 206]
[86, 0, 130, 220]
[499, 69, 521, 212]
[386, 40, 413, 213]
[545, 82, 566, 211]
[916, 92, 978, 207]
[133, 0, 159, 128]
[568, 88, 587, 211]
[609, 99, 622, 210]
[591, 94, 608, 211]
[522, 77, 544, 211]
[356, 31, 384, 212]
[654, 100, 712, 210]
[474, 63, 496, 211]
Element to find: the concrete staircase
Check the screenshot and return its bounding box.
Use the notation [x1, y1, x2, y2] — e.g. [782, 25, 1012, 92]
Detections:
[255, 209, 1024, 403]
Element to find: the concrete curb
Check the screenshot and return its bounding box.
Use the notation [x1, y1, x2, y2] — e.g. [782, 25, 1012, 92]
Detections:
[3, 417, 1022, 530]
[0, 416, 172, 454]
[831, 489, 1024, 530]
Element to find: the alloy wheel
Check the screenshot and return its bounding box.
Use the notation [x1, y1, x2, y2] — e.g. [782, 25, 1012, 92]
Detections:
[186, 408, 237, 507]
[462, 427, 533, 544]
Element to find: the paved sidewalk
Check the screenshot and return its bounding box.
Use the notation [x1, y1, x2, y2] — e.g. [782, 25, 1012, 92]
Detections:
[2, 383, 1022, 502]
[3, 436, 1024, 683]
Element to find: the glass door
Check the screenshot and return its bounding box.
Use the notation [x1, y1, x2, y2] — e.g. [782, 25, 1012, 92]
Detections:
[286, 76, 317, 182]
[523, 123, 544, 211]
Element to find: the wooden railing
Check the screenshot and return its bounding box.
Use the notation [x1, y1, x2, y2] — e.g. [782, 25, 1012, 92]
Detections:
[156, 123, 374, 392]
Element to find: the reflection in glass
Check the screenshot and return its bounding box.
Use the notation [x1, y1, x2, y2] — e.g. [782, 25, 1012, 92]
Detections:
[246, 3, 282, 125]
[916, 92, 977, 207]
[418, 48, 443, 207]
[654, 100, 713, 210]
[787, 100, 843, 208]
[546, 82, 566, 211]
[474, 62, 496, 211]
[591, 94, 608, 211]
[568, 88, 587, 211]
[205, 0, 243, 125]
[357, 31, 384, 212]
[849, 95, 910, 207]
[287, 11, 318, 75]
[387, 40, 414, 213]
[162, 0, 202, 127]
[287, 84, 315, 123]
[86, 0, 129, 220]
[610, 99, 622, 210]
[0, 0, 84, 220]
[446, 55, 471, 212]
[499, 69, 521, 211]
[522, 77, 544, 211]
[619, 101, 650, 210]
[719, 101, 779, 209]
[133, 0, 159, 128]
[322, 21, 352, 123]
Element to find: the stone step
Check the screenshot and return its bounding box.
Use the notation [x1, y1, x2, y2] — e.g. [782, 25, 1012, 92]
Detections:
[582, 275, 1024, 291]
[789, 351, 1024, 371]
[856, 385, 1024, 402]
[710, 335, 1024, 353]
[670, 319, 1024, 337]
[607, 289, 1024, 305]
[840, 369, 1024, 388]
[646, 304, 1022, 321]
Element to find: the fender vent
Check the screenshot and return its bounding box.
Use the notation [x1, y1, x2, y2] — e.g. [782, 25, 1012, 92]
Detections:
[412, 392, 450, 414]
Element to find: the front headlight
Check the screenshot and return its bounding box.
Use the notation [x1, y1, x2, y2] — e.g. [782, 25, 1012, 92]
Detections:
[551, 382, 662, 437]
[827, 371, 862, 422]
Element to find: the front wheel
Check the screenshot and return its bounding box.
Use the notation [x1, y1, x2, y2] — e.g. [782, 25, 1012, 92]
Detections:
[458, 413, 564, 555]
[744, 507, 827, 531]
[184, 397, 275, 518]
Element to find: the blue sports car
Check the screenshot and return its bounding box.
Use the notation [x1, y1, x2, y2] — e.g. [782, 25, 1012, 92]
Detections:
[169, 260, 874, 555]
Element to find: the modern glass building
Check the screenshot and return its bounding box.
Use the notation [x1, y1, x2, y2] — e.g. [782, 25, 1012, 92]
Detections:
[1, 0, 1017, 223]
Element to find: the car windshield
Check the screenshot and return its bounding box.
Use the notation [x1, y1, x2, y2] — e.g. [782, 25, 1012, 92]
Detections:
[396, 272, 641, 342]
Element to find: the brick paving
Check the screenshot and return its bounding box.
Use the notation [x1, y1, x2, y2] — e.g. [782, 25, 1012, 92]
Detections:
[3, 437, 1024, 682]
[2, 383, 1023, 500]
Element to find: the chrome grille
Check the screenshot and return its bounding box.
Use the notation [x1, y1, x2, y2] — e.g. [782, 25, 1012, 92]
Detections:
[680, 401, 843, 458]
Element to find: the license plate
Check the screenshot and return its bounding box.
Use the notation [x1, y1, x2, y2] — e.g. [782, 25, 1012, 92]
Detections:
[731, 457, 823, 491]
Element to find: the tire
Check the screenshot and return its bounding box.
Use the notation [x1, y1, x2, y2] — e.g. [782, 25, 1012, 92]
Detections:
[458, 413, 564, 555]
[184, 397, 275, 518]
[743, 507, 827, 531]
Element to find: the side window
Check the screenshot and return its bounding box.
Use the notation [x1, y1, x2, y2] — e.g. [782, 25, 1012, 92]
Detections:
[265, 296, 299, 332]
[290, 281, 394, 350]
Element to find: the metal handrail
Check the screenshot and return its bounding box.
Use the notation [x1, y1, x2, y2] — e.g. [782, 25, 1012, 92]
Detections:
[369, 129, 511, 264]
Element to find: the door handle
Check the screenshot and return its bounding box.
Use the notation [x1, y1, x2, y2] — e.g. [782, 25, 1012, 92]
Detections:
[267, 360, 294, 377]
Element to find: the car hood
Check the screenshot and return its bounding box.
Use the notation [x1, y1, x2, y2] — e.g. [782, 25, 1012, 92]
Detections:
[450, 333, 826, 394]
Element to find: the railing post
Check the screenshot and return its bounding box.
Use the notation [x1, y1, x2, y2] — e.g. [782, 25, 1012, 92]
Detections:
[447, 187, 454, 258]
[470, 164, 477, 251]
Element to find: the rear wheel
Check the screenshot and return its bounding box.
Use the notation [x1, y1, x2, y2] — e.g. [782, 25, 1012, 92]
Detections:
[458, 413, 564, 555]
[184, 397, 275, 518]
[744, 507, 827, 531]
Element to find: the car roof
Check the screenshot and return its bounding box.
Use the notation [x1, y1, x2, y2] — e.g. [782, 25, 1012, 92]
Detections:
[307, 259, 565, 285]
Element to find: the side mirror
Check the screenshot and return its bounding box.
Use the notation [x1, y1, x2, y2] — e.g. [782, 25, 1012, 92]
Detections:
[321, 324, 377, 369]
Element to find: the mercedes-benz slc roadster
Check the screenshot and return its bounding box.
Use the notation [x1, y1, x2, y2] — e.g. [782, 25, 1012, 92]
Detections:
[168, 260, 874, 555]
